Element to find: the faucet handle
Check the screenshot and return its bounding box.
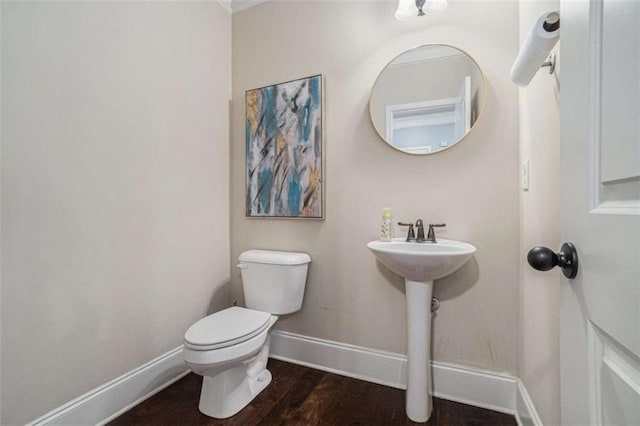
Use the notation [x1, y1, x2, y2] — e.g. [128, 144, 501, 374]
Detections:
[397, 222, 415, 241]
[427, 223, 446, 243]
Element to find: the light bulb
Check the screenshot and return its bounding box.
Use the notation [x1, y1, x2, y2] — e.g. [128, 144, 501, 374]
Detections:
[395, 0, 418, 21]
[422, 0, 448, 15]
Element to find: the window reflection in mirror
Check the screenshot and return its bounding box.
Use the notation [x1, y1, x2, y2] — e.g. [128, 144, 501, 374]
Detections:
[369, 45, 486, 155]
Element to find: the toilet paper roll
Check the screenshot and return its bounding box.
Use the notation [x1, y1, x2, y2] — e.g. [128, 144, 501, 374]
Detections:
[511, 11, 560, 87]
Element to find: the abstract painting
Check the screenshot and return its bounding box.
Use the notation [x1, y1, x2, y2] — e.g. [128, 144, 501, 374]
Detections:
[245, 75, 323, 218]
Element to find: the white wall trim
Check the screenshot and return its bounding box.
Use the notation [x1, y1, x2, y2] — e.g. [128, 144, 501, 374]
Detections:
[431, 361, 517, 415]
[28, 333, 543, 425]
[28, 346, 188, 426]
[220, 0, 269, 14]
[515, 379, 544, 426]
[270, 330, 408, 389]
[216, 0, 233, 14]
[270, 330, 541, 422]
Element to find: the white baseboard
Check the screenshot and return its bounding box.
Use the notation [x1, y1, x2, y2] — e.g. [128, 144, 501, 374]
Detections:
[431, 361, 517, 415]
[28, 346, 189, 426]
[270, 330, 541, 422]
[270, 330, 408, 389]
[28, 332, 543, 426]
[515, 379, 544, 426]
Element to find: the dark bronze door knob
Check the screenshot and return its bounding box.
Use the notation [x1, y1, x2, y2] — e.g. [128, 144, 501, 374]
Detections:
[527, 242, 578, 279]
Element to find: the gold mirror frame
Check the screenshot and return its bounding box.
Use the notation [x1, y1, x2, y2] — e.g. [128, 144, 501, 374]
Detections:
[369, 44, 487, 155]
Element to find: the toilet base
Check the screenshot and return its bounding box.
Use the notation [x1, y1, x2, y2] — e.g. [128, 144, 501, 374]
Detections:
[198, 366, 272, 418]
[197, 335, 272, 418]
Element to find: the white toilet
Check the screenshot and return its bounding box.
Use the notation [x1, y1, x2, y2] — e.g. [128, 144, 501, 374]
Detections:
[182, 249, 311, 419]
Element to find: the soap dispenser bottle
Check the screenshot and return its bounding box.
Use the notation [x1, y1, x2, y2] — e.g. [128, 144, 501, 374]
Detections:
[380, 207, 393, 241]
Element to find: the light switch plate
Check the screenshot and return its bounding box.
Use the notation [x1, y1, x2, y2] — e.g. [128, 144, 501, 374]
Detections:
[522, 160, 530, 191]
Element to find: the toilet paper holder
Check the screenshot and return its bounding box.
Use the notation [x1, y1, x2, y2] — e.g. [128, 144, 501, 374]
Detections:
[511, 11, 560, 87]
[541, 53, 556, 74]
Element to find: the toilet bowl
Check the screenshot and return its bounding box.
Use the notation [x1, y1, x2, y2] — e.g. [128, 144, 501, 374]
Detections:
[183, 307, 278, 418]
[183, 249, 311, 419]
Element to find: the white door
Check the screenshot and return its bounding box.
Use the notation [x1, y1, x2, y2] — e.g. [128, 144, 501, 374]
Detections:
[560, 0, 640, 425]
[453, 76, 471, 140]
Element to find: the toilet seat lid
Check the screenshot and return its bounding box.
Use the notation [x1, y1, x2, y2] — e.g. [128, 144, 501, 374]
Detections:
[184, 307, 271, 349]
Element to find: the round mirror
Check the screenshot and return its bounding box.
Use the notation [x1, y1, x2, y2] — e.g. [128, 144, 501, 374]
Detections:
[369, 44, 486, 155]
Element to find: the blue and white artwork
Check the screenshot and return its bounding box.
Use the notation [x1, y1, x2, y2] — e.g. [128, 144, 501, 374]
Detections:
[246, 75, 323, 218]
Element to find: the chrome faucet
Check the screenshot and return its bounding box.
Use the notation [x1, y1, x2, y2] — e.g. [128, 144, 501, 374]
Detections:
[415, 219, 426, 242]
[399, 220, 446, 243]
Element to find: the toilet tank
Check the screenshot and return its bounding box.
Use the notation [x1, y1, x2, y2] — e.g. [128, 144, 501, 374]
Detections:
[238, 249, 311, 315]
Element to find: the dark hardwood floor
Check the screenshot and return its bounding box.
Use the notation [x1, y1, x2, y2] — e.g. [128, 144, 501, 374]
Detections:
[109, 359, 517, 426]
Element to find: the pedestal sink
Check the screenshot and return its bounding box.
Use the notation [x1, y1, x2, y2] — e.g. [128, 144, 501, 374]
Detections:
[367, 238, 476, 423]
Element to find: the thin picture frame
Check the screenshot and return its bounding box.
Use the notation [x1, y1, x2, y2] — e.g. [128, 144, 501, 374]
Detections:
[245, 74, 325, 219]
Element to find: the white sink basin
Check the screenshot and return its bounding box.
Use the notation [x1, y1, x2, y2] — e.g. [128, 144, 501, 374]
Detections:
[367, 238, 476, 282]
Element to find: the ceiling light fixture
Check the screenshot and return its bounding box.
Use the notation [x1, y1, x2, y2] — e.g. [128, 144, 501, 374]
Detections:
[395, 0, 448, 21]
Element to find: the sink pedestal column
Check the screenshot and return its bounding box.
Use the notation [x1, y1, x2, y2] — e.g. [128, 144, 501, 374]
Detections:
[404, 279, 434, 423]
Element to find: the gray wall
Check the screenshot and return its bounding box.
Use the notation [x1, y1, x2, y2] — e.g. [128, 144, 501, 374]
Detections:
[518, 1, 561, 425]
[0, 2, 231, 423]
[231, 1, 520, 373]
